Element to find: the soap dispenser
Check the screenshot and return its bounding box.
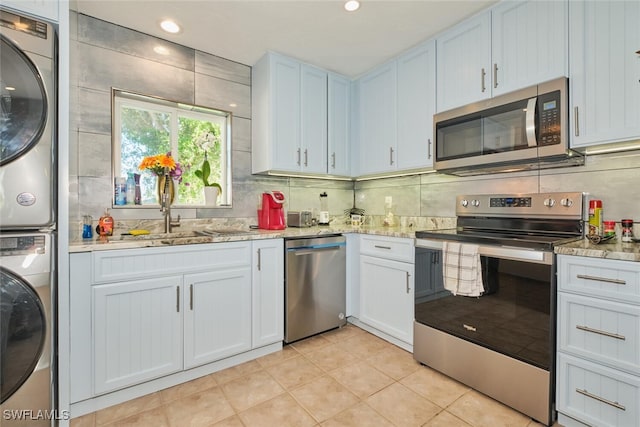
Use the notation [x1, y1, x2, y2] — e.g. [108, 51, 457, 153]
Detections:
[319, 192, 329, 225]
[96, 208, 114, 238]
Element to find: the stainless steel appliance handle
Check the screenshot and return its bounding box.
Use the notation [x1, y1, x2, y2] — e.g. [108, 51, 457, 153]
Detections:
[415, 239, 552, 265]
[525, 97, 537, 147]
[575, 388, 626, 411]
[576, 274, 626, 285]
[576, 324, 625, 340]
[291, 245, 343, 256]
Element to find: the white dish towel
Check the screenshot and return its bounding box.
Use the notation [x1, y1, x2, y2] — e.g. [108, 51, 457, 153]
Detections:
[442, 241, 485, 297]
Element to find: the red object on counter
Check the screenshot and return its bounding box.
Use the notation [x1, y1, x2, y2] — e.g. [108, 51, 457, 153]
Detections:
[259, 191, 286, 230]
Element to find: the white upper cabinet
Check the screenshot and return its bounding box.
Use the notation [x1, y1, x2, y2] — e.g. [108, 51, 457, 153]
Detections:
[491, 0, 568, 96]
[569, 0, 640, 148]
[252, 52, 351, 177]
[437, 11, 492, 112]
[358, 61, 398, 176]
[2, 0, 58, 22]
[328, 73, 351, 176]
[301, 64, 328, 173]
[437, 1, 569, 112]
[397, 40, 436, 170]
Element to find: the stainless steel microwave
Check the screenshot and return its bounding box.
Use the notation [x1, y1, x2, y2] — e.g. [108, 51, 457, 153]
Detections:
[434, 77, 583, 176]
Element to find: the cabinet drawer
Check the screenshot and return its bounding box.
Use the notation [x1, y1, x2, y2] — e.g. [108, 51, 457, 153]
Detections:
[558, 293, 640, 375]
[92, 242, 251, 284]
[557, 255, 640, 304]
[360, 235, 414, 263]
[557, 353, 640, 427]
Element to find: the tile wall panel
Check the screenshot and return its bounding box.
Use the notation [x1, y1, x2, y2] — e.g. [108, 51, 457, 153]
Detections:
[195, 51, 251, 85]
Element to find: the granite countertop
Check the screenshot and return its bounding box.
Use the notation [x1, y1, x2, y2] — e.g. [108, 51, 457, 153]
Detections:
[555, 238, 640, 262]
[68, 225, 420, 253]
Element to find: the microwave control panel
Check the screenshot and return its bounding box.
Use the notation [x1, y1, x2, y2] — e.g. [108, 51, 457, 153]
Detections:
[538, 90, 561, 146]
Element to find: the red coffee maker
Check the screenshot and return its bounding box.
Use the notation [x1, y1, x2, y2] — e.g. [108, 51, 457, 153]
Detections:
[258, 191, 286, 230]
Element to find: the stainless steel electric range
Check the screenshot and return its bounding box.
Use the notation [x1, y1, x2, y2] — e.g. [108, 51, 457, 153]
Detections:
[414, 192, 584, 426]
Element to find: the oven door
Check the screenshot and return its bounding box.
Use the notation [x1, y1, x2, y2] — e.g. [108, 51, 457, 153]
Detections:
[415, 239, 555, 371]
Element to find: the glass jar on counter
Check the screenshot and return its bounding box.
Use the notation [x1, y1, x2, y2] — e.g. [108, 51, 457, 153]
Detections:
[621, 219, 634, 242]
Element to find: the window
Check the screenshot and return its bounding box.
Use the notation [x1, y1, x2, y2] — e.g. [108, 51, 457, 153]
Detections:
[112, 89, 232, 207]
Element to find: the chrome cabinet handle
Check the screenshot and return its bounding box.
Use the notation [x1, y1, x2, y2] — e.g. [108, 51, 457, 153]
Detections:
[428, 139, 432, 159]
[176, 286, 180, 312]
[304, 149, 308, 166]
[331, 152, 336, 169]
[576, 274, 626, 285]
[374, 245, 392, 250]
[576, 324, 625, 340]
[406, 272, 411, 294]
[576, 388, 626, 411]
[297, 148, 301, 165]
[493, 63, 498, 88]
[189, 284, 194, 311]
[257, 248, 262, 271]
[389, 147, 394, 165]
[481, 68, 486, 93]
[574, 106, 580, 137]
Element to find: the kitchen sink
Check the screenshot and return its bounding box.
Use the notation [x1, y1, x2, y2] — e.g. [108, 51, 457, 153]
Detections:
[117, 228, 258, 241]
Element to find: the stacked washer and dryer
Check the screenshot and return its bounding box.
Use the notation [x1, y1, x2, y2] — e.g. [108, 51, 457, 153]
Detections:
[0, 9, 57, 426]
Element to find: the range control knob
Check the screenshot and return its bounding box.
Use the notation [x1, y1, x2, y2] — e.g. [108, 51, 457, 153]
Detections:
[460, 199, 469, 207]
[471, 199, 480, 207]
[561, 198, 573, 207]
[543, 198, 556, 207]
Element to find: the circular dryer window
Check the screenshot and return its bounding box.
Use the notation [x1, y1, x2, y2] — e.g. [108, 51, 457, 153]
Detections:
[0, 35, 48, 166]
[0, 268, 46, 403]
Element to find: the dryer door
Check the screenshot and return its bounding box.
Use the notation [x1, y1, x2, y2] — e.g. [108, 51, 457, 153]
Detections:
[0, 268, 46, 403]
[0, 35, 48, 166]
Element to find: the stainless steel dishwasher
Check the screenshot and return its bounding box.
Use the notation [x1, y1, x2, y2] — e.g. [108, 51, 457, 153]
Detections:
[284, 235, 347, 343]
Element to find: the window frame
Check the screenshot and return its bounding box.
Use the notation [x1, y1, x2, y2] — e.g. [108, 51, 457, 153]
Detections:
[111, 88, 233, 208]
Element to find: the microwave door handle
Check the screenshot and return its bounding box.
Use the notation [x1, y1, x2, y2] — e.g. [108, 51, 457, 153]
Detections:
[525, 97, 537, 147]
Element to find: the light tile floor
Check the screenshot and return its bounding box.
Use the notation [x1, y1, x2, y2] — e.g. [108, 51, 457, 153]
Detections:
[71, 325, 553, 427]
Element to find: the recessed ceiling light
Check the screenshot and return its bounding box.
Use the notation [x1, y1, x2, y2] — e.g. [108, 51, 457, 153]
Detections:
[160, 19, 181, 34]
[154, 46, 170, 55]
[344, 0, 360, 12]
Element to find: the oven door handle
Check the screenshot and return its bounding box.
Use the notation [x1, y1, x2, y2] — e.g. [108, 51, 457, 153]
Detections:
[416, 239, 552, 265]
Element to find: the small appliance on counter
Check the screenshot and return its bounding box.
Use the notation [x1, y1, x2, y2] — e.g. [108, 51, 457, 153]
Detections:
[258, 191, 286, 230]
[287, 211, 312, 228]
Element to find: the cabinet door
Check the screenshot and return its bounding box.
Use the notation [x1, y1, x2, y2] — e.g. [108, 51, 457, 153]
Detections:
[271, 55, 301, 171]
[358, 62, 397, 175]
[569, 0, 640, 147]
[328, 73, 351, 176]
[397, 40, 436, 170]
[301, 64, 328, 173]
[359, 255, 414, 344]
[436, 11, 491, 112]
[183, 268, 252, 369]
[492, 0, 568, 96]
[93, 276, 183, 395]
[252, 239, 284, 348]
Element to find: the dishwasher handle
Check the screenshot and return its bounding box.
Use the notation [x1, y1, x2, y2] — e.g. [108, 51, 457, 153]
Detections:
[287, 242, 345, 256]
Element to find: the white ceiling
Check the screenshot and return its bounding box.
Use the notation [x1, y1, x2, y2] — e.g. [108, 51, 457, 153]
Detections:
[74, 0, 497, 78]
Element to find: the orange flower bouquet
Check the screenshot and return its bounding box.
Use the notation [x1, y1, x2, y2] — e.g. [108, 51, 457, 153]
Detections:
[138, 152, 183, 182]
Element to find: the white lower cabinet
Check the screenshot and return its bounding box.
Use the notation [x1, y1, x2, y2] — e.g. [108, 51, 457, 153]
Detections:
[184, 269, 252, 369]
[357, 235, 414, 347]
[70, 239, 283, 405]
[93, 276, 183, 395]
[557, 255, 640, 427]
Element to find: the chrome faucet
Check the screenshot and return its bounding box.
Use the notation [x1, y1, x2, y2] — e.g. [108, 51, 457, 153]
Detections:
[160, 171, 181, 233]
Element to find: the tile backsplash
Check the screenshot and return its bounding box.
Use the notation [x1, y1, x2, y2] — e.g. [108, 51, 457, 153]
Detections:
[70, 11, 640, 240]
